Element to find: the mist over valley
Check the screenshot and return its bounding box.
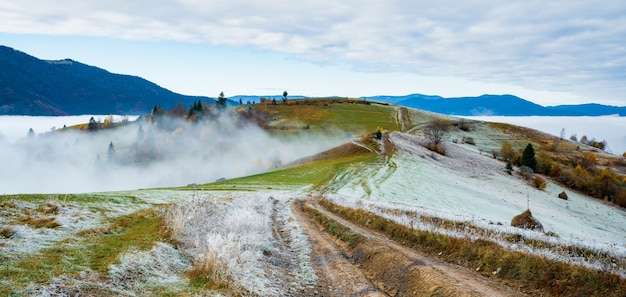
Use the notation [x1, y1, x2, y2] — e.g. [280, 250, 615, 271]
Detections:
[0, 113, 344, 194]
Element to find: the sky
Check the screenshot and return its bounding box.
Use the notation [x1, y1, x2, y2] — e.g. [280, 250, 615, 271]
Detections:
[1, 1, 625, 106]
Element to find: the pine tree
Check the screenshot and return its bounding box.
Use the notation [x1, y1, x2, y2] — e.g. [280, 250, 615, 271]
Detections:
[521, 143, 537, 172]
[107, 141, 115, 162]
[217, 92, 227, 110]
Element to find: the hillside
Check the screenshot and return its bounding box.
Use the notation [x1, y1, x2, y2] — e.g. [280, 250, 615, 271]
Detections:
[1, 99, 626, 296]
[0, 45, 212, 115]
[365, 94, 626, 116]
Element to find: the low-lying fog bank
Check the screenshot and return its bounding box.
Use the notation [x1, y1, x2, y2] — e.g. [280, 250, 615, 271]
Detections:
[0, 115, 344, 194]
[465, 115, 626, 155]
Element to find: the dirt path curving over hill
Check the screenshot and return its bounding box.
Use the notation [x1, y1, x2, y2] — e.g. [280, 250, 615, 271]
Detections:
[293, 199, 526, 297]
[396, 107, 411, 132]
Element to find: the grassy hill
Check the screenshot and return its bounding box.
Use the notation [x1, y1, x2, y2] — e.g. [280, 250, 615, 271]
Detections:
[1, 99, 625, 296]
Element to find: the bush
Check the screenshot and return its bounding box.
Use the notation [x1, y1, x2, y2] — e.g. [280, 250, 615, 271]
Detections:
[431, 144, 446, 155]
[615, 188, 626, 208]
[500, 141, 515, 162]
[536, 152, 560, 177]
[519, 166, 534, 180]
[533, 176, 547, 190]
[0, 226, 16, 239]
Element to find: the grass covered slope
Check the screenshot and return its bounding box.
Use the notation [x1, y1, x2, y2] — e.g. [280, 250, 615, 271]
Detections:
[246, 97, 437, 135]
[2, 99, 626, 296]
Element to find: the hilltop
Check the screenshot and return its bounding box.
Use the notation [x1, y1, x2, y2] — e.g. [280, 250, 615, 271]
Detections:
[1, 99, 625, 296]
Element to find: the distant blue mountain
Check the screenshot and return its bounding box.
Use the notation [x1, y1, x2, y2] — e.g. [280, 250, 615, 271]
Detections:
[364, 94, 626, 116]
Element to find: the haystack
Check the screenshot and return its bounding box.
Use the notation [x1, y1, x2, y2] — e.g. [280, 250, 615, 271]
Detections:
[511, 209, 543, 231]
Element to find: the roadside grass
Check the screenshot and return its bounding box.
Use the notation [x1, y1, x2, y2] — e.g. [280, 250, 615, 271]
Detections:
[303, 202, 364, 248]
[185, 252, 233, 293]
[319, 198, 626, 297]
[0, 207, 170, 296]
[365, 202, 625, 272]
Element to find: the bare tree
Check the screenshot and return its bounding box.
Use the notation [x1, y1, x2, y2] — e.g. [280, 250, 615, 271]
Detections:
[424, 119, 450, 154]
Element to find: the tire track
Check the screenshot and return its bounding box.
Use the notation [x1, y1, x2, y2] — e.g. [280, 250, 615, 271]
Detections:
[298, 199, 526, 297]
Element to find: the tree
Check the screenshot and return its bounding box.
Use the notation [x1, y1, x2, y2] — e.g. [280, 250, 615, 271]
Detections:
[375, 126, 383, 140]
[27, 128, 35, 138]
[560, 128, 566, 140]
[282, 90, 288, 103]
[499, 141, 515, 162]
[424, 119, 450, 146]
[107, 141, 115, 162]
[217, 92, 227, 110]
[505, 162, 513, 175]
[520, 143, 537, 172]
[423, 119, 450, 154]
[88, 117, 98, 130]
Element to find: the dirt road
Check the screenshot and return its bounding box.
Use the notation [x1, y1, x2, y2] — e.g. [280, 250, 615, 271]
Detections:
[293, 199, 526, 297]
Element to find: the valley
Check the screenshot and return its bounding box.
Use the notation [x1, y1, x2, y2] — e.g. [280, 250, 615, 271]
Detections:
[1, 99, 625, 296]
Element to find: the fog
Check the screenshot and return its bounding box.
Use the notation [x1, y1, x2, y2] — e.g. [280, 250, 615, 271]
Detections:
[0, 115, 344, 194]
[465, 115, 626, 155]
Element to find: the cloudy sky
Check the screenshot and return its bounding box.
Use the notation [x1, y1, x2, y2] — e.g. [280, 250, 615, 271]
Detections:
[1, 1, 625, 106]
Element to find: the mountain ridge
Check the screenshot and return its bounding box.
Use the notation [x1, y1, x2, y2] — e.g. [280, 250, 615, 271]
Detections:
[2, 45, 624, 116]
[0, 45, 213, 115]
[364, 94, 626, 116]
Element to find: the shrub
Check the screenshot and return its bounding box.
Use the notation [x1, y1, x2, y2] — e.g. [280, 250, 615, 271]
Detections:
[615, 188, 626, 208]
[500, 141, 515, 162]
[536, 152, 559, 177]
[17, 216, 61, 229]
[0, 226, 16, 238]
[431, 144, 446, 155]
[533, 176, 547, 190]
[519, 166, 534, 180]
[455, 118, 473, 131]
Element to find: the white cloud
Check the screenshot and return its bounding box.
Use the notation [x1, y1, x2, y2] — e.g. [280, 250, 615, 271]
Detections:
[1, 0, 625, 104]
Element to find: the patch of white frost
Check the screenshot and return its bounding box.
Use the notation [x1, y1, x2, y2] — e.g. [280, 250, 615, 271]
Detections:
[328, 131, 626, 274]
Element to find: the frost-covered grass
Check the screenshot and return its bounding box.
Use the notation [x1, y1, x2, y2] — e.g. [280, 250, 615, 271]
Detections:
[320, 198, 626, 296]
[165, 191, 318, 296]
[326, 131, 626, 276]
[0, 190, 204, 296]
